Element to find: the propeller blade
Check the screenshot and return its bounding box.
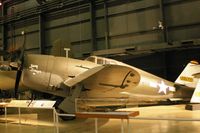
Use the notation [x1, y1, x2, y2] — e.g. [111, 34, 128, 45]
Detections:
[14, 70, 22, 98]
[14, 32, 26, 98]
[19, 32, 26, 62]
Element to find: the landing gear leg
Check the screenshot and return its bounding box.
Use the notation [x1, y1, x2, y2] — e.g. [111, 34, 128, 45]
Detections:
[58, 83, 82, 114]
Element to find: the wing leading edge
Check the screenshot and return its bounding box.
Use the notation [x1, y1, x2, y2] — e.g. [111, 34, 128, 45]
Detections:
[63, 65, 106, 87]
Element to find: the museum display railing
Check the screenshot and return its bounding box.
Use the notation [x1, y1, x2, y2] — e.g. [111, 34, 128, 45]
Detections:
[75, 98, 140, 133]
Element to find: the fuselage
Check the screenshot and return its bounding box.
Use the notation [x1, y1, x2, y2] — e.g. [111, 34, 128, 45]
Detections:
[1, 54, 188, 101]
[17, 54, 176, 100]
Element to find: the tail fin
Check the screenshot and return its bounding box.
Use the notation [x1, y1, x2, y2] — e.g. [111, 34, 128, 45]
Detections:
[175, 61, 200, 88]
[190, 80, 200, 103]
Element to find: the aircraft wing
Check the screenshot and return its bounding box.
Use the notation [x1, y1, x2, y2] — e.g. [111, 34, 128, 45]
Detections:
[63, 64, 141, 92]
[63, 65, 106, 87]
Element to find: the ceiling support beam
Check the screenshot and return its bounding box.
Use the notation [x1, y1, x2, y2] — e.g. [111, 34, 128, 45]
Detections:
[90, 0, 97, 51]
[159, 0, 168, 43]
[39, 13, 45, 54]
[1, 4, 7, 51]
[104, 0, 110, 49]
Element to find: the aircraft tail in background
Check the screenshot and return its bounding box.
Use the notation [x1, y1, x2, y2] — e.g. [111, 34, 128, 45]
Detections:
[175, 61, 200, 88]
[190, 80, 200, 103]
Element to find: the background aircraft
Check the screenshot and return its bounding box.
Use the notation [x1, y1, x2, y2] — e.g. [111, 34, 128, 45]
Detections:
[0, 53, 200, 113]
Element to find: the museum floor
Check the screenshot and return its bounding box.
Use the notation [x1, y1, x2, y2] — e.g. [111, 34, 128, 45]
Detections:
[1, 104, 200, 133]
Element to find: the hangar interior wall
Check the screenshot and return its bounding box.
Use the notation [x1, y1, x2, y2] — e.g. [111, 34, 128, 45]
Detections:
[0, 0, 200, 80]
[0, 0, 200, 57]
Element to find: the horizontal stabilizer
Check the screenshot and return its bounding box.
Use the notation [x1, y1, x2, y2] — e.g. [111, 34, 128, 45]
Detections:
[169, 98, 184, 102]
[63, 65, 105, 87]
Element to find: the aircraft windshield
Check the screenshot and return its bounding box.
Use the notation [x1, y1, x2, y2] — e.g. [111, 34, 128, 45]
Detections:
[97, 58, 103, 64]
[85, 56, 95, 63]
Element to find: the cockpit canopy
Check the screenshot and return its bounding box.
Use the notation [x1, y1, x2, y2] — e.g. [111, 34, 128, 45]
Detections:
[85, 56, 121, 65]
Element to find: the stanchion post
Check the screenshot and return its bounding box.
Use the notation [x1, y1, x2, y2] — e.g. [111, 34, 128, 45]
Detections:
[56, 112, 59, 133]
[121, 119, 124, 133]
[127, 119, 130, 133]
[53, 108, 55, 126]
[18, 107, 21, 124]
[5, 107, 7, 125]
[95, 118, 98, 133]
[53, 108, 57, 133]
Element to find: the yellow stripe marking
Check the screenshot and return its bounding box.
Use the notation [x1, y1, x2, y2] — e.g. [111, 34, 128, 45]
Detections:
[180, 76, 193, 82]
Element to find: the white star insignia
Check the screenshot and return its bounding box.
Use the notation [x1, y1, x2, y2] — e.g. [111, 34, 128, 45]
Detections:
[158, 81, 168, 94]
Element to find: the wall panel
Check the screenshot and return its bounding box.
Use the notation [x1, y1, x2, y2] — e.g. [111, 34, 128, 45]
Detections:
[1, 0, 200, 58]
